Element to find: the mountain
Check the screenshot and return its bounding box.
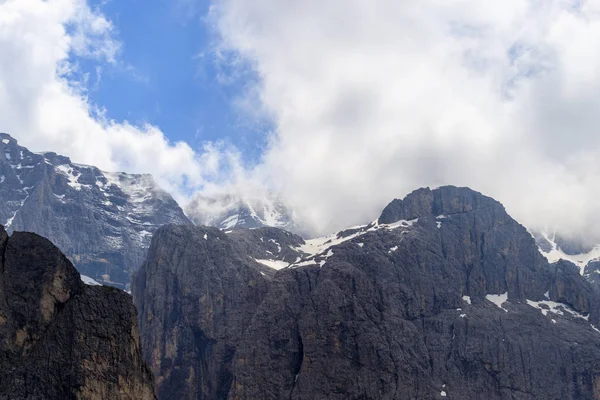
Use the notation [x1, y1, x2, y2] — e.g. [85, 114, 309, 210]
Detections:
[533, 230, 600, 283]
[0, 133, 192, 289]
[134, 186, 600, 400]
[132, 225, 305, 399]
[0, 227, 155, 399]
[186, 192, 301, 232]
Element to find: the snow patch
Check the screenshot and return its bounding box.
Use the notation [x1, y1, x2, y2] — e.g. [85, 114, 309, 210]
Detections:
[221, 214, 239, 229]
[81, 275, 102, 286]
[462, 295, 472, 305]
[526, 299, 589, 321]
[389, 246, 398, 253]
[296, 219, 417, 257]
[486, 292, 508, 312]
[56, 164, 88, 190]
[254, 258, 289, 270]
[103, 172, 156, 204]
[538, 231, 600, 275]
[386, 218, 418, 230]
[269, 238, 282, 253]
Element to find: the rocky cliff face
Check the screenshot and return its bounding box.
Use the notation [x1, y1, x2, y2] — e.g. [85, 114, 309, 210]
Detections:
[132, 225, 305, 400]
[0, 226, 155, 400]
[0, 133, 192, 289]
[135, 186, 600, 400]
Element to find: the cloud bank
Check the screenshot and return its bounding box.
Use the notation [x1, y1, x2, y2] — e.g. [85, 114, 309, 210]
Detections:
[210, 0, 600, 237]
[3, 0, 600, 240]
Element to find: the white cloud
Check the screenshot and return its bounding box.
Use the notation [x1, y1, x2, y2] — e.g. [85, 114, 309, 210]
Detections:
[4, 0, 600, 240]
[208, 0, 600, 237]
[0, 0, 228, 202]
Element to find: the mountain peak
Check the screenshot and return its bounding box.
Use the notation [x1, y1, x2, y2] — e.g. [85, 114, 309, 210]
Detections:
[0, 132, 192, 289]
[379, 185, 502, 224]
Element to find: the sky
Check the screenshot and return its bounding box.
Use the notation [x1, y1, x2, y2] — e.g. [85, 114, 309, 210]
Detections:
[2, 0, 600, 239]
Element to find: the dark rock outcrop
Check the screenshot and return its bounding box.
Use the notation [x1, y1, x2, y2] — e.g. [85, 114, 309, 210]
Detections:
[136, 186, 600, 400]
[0, 133, 192, 289]
[585, 261, 600, 285]
[230, 187, 600, 400]
[0, 226, 155, 399]
[132, 225, 304, 400]
[554, 234, 595, 256]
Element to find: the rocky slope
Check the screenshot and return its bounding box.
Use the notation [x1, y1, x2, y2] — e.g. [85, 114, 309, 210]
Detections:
[135, 186, 600, 400]
[0, 133, 192, 289]
[0, 226, 156, 400]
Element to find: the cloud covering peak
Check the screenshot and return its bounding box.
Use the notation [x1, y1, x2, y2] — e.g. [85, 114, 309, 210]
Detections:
[209, 0, 600, 237]
[3, 0, 600, 239]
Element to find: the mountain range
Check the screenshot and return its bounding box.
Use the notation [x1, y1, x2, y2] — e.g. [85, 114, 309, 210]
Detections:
[133, 186, 600, 399]
[5, 132, 600, 399]
[0, 133, 302, 289]
[0, 132, 192, 289]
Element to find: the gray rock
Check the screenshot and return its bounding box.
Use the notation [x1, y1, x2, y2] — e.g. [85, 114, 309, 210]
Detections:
[0, 132, 192, 289]
[531, 231, 554, 253]
[554, 234, 595, 256]
[132, 225, 305, 399]
[0, 226, 155, 400]
[136, 186, 600, 400]
[585, 261, 600, 285]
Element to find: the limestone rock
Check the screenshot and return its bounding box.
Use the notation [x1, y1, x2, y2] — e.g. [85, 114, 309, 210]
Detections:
[0, 227, 155, 400]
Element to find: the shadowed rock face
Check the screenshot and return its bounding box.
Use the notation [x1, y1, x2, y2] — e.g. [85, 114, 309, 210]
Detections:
[136, 186, 600, 400]
[132, 225, 305, 400]
[0, 227, 156, 400]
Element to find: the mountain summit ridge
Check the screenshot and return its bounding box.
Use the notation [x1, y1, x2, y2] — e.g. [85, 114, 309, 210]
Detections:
[134, 185, 600, 400]
[0, 132, 192, 289]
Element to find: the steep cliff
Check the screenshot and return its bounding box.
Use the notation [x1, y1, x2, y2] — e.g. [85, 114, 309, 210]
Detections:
[0, 226, 156, 400]
[0, 132, 192, 289]
[136, 186, 600, 400]
[132, 225, 304, 400]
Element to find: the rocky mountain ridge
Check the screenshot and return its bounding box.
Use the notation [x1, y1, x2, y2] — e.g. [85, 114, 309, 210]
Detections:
[0, 226, 155, 399]
[134, 186, 600, 400]
[0, 133, 192, 289]
[132, 225, 306, 399]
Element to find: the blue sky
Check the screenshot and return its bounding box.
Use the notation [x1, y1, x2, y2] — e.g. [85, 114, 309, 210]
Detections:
[78, 0, 267, 162]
